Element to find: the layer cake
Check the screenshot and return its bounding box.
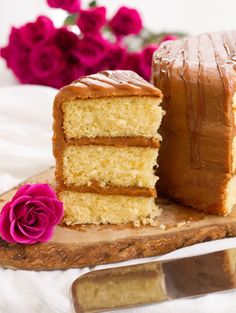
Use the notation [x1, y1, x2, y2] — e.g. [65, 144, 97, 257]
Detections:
[53, 70, 163, 225]
[152, 31, 236, 215]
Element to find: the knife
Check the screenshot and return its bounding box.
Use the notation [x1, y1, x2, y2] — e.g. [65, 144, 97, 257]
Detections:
[71, 248, 236, 313]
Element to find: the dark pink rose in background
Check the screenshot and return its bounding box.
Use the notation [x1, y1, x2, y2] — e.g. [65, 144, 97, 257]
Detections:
[19, 16, 55, 48]
[77, 7, 106, 34]
[52, 53, 86, 87]
[0, 27, 28, 68]
[47, 0, 80, 13]
[139, 44, 158, 80]
[55, 27, 79, 52]
[0, 2, 180, 89]
[75, 35, 109, 67]
[0, 184, 63, 244]
[109, 6, 143, 38]
[124, 51, 143, 76]
[160, 35, 178, 43]
[30, 44, 63, 79]
[0, 27, 33, 83]
[102, 43, 127, 70]
[66, 53, 86, 77]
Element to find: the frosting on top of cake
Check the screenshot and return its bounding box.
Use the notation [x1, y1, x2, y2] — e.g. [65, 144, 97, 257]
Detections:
[153, 31, 236, 99]
[56, 70, 162, 101]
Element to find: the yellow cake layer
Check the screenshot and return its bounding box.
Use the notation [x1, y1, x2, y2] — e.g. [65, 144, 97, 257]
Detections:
[60, 191, 161, 226]
[232, 137, 236, 172]
[74, 265, 166, 311]
[225, 175, 236, 214]
[62, 96, 163, 139]
[63, 145, 158, 188]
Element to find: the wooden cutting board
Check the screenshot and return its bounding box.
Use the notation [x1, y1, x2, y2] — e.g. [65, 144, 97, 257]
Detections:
[0, 168, 236, 271]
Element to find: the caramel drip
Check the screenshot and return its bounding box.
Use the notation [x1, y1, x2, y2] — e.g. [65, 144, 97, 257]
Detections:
[207, 33, 234, 172]
[221, 31, 236, 174]
[165, 42, 186, 104]
[153, 41, 184, 105]
[222, 32, 236, 71]
[178, 37, 207, 168]
[195, 36, 206, 168]
[154, 38, 207, 168]
[180, 39, 200, 168]
[207, 33, 233, 101]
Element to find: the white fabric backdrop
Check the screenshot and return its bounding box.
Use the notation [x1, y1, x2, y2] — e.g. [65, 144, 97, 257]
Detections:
[0, 85, 236, 313]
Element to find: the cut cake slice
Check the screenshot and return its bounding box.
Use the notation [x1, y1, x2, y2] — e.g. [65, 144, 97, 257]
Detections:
[53, 70, 163, 225]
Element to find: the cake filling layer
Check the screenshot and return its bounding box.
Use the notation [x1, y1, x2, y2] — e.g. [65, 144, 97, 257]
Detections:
[62, 96, 163, 139]
[60, 191, 161, 225]
[58, 183, 156, 197]
[63, 145, 158, 189]
[65, 137, 160, 148]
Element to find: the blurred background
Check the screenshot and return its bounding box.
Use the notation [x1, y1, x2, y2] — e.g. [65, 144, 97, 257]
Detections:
[0, 0, 235, 44]
[0, 0, 236, 86]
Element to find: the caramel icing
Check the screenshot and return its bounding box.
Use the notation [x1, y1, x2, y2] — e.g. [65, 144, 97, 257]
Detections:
[66, 137, 160, 148]
[58, 181, 157, 198]
[53, 70, 162, 196]
[55, 70, 162, 101]
[152, 31, 236, 215]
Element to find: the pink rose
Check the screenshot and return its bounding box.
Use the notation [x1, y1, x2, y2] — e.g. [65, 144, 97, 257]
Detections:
[0, 184, 63, 244]
[19, 16, 55, 48]
[102, 43, 127, 70]
[65, 53, 86, 78]
[139, 44, 158, 80]
[124, 51, 143, 76]
[30, 43, 63, 79]
[53, 55, 86, 87]
[0, 27, 32, 83]
[77, 7, 106, 34]
[160, 35, 178, 43]
[0, 27, 26, 69]
[75, 35, 109, 67]
[109, 6, 143, 38]
[55, 27, 79, 52]
[47, 0, 80, 13]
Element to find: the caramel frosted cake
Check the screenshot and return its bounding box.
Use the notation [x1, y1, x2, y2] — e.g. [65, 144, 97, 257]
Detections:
[53, 70, 163, 225]
[152, 31, 236, 215]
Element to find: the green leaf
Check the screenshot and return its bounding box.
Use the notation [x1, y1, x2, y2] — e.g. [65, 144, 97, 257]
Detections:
[89, 0, 97, 7]
[64, 13, 78, 26]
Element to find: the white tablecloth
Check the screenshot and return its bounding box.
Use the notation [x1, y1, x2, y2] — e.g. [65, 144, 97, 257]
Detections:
[1, 81, 236, 313]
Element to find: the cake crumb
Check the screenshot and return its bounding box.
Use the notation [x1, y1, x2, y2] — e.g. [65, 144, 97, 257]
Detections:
[159, 224, 166, 230]
[150, 220, 159, 227]
[176, 221, 187, 228]
[133, 220, 141, 227]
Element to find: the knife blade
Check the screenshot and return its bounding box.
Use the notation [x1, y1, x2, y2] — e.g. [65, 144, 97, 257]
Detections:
[71, 248, 236, 313]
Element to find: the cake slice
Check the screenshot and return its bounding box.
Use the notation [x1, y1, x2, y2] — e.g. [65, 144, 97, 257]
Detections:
[152, 31, 236, 215]
[53, 70, 163, 225]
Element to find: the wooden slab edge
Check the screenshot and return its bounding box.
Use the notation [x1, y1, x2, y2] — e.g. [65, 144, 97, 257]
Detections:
[0, 168, 236, 270]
